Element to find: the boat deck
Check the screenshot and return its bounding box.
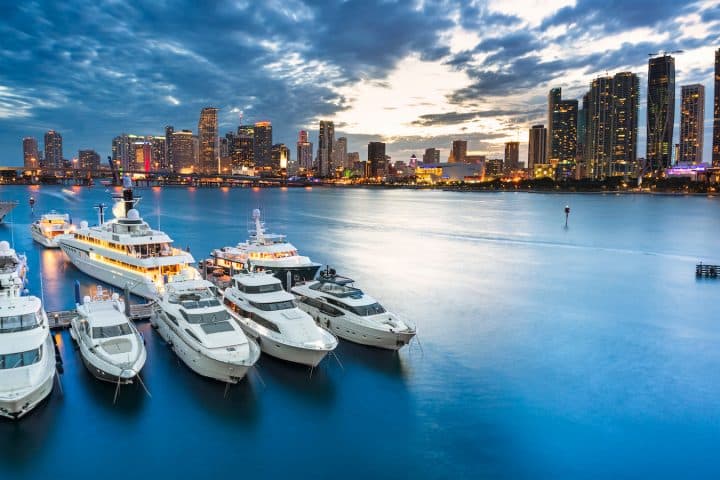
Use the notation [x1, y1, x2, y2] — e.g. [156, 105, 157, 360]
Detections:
[48, 303, 155, 330]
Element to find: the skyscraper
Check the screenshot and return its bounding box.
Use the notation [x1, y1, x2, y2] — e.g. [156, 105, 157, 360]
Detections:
[528, 125, 547, 173]
[367, 142, 386, 178]
[713, 49, 720, 166]
[610, 72, 639, 176]
[679, 84, 705, 165]
[150, 136, 166, 170]
[296, 130, 313, 171]
[333, 137, 348, 170]
[235, 125, 254, 170]
[318, 120, 334, 176]
[586, 76, 613, 178]
[547, 87, 561, 160]
[449, 140, 467, 163]
[165, 125, 174, 170]
[78, 149, 101, 171]
[23, 137, 39, 169]
[172, 130, 194, 172]
[198, 107, 219, 174]
[547, 87, 578, 164]
[44, 130, 63, 169]
[423, 148, 440, 164]
[504, 142, 519, 172]
[646, 55, 675, 171]
[271, 144, 290, 170]
[253, 121, 272, 168]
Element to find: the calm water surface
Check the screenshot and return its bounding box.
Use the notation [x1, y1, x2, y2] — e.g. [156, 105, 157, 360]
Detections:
[0, 185, 719, 479]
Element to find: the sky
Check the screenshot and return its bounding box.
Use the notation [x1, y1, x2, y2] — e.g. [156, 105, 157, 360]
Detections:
[1, 0, 719, 166]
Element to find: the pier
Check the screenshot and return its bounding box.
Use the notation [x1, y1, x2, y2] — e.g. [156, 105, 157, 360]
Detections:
[47, 303, 155, 330]
[696, 263, 719, 278]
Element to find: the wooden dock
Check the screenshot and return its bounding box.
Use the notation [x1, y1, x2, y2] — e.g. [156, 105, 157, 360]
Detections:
[696, 264, 719, 278]
[48, 303, 155, 330]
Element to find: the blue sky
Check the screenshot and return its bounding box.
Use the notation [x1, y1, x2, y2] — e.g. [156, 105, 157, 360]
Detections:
[1, 0, 719, 165]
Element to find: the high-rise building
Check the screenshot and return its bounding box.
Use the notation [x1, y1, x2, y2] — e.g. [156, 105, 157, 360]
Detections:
[485, 158, 504, 177]
[253, 121, 272, 168]
[547, 88, 577, 163]
[504, 142, 519, 172]
[647, 55, 675, 171]
[714, 49, 720, 166]
[150, 136, 166, 170]
[271, 144, 290, 170]
[449, 140, 467, 163]
[172, 130, 194, 172]
[165, 125, 174, 170]
[679, 84, 705, 165]
[348, 152, 360, 169]
[610, 72, 640, 176]
[367, 142, 386, 178]
[333, 137, 348, 170]
[296, 130, 313, 171]
[423, 148, 440, 164]
[318, 120, 335, 176]
[78, 149, 101, 171]
[23, 137, 39, 169]
[133, 143, 153, 172]
[235, 125, 254, 169]
[528, 125, 547, 173]
[44, 130, 63, 169]
[198, 107, 219, 174]
[586, 76, 613, 178]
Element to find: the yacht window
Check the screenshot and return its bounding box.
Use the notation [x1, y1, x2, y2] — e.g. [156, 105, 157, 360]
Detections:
[92, 323, 132, 338]
[0, 347, 42, 369]
[0, 312, 41, 333]
[325, 298, 386, 316]
[181, 310, 231, 324]
[200, 321, 234, 334]
[249, 300, 295, 311]
[241, 283, 282, 294]
[199, 298, 220, 308]
[252, 315, 281, 333]
[185, 329, 202, 344]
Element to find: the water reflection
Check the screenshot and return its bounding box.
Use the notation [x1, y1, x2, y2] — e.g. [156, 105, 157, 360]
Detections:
[256, 355, 337, 408]
[336, 341, 412, 380]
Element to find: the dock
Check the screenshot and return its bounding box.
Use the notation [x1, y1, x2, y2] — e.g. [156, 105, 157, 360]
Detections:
[696, 263, 719, 278]
[48, 303, 156, 330]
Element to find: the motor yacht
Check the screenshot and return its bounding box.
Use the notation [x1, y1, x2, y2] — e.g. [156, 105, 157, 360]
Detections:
[69, 285, 146, 384]
[292, 267, 416, 350]
[0, 200, 18, 223]
[221, 270, 337, 367]
[57, 176, 198, 299]
[206, 209, 320, 289]
[31, 211, 74, 248]
[152, 279, 260, 383]
[0, 241, 55, 419]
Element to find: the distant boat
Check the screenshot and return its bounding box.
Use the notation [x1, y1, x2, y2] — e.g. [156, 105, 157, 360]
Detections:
[61, 189, 79, 201]
[100, 180, 112, 187]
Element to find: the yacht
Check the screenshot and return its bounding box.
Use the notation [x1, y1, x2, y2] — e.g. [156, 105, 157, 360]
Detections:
[0, 240, 27, 288]
[221, 271, 337, 367]
[69, 286, 147, 384]
[31, 211, 74, 248]
[0, 200, 18, 223]
[292, 267, 416, 350]
[57, 176, 198, 299]
[207, 209, 320, 289]
[0, 241, 55, 420]
[152, 279, 260, 383]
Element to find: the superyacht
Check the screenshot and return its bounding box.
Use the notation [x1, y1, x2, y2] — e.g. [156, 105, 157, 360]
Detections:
[31, 211, 74, 248]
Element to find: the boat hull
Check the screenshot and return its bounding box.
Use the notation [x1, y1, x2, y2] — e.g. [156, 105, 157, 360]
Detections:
[235, 319, 330, 367]
[31, 229, 59, 248]
[151, 311, 252, 383]
[0, 335, 56, 420]
[69, 326, 146, 385]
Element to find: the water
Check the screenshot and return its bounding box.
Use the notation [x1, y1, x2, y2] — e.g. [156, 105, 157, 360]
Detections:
[1, 185, 719, 479]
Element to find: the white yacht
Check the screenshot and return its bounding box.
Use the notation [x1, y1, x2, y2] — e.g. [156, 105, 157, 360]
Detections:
[0, 241, 55, 420]
[152, 279, 260, 383]
[292, 267, 416, 350]
[0, 200, 18, 223]
[0, 240, 27, 288]
[57, 176, 198, 299]
[69, 286, 146, 384]
[222, 271, 337, 367]
[31, 211, 74, 248]
[207, 209, 320, 289]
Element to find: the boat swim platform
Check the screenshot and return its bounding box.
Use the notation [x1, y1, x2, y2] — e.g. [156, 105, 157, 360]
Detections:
[48, 303, 155, 330]
[696, 263, 720, 278]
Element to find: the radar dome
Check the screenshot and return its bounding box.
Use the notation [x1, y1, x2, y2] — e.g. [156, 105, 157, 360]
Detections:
[0, 241, 9, 252]
[111, 292, 120, 301]
[80, 220, 89, 229]
[127, 209, 140, 220]
[83, 295, 91, 304]
[252, 208, 261, 219]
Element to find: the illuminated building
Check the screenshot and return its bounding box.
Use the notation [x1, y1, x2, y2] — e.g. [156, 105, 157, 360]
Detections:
[150, 137, 166, 170]
[367, 142, 386, 178]
[253, 121, 272, 168]
[610, 72, 639, 177]
[415, 163, 482, 183]
[134, 143, 152, 172]
[333, 137, 348, 170]
[533, 163, 555, 179]
[485, 158, 504, 177]
[198, 107, 219, 174]
[44, 130, 63, 168]
[271, 144, 290, 170]
[528, 125, 547, 175]
[165, 125, 174, 170]
[547, 88, 577, 163]
[171, 130, 194, 172]
[647, 55, 675, 172]
[586, 76, 613, 178]
[296, 130, 313, 171]
[318, 120, 334, 176]
[679, 84, 705, 165]
[423, 148, 440, 164]
[347, 152, 360, 171]
[714, 49, 720, 166]
[449, 140, 467, 163]
[235, 125, 254, 170]
[504, 141, 519, 172]
[23, 137, 39, 169]
[78, 149, 100, 171]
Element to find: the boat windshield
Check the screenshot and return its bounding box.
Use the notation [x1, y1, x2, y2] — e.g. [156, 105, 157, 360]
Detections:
[249, 300, 295, 311]
[310, 281, 363, 298]
[199, 321, 235, 334]
[236, 282, 282, 294]
[0, 312, 41, 333]
[180, 298, 221, 309]
[0, 256, 18, 274]
[325, 297, 386, 316]
[180, 309, 230, 324]
[92, 323, 132, 339]
[0, 347, 42, 370]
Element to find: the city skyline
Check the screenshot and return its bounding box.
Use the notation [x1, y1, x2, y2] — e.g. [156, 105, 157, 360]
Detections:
[1, 1, 719, 164]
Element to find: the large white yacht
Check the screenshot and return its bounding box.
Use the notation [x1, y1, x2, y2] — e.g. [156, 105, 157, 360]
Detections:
[0, 241, 55, 420]
[152, 279, 260, 383]
[57, 176, 198, 299]
[0, 200, 18, 223]
[292, 267, 416, 350]
[31, 211, 74, 248]
[221, 271, 337, 367]
[207, 209, 320, 289]
[70, 286, 147, 384]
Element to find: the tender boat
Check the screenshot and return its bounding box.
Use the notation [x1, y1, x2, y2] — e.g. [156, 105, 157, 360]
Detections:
[292, 267, 416, 350]
[151, 279, 260, 383]
[206, 209, 320, 289]
[0, 241, 55, 419]
[31, 211, 74, 248]
[57, 175, 198, 299]
[69, 286, 147, 384]
[221, 270, 337, 367]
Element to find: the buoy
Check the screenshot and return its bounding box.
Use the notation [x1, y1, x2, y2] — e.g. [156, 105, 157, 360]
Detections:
[564, 205, 570, 227]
